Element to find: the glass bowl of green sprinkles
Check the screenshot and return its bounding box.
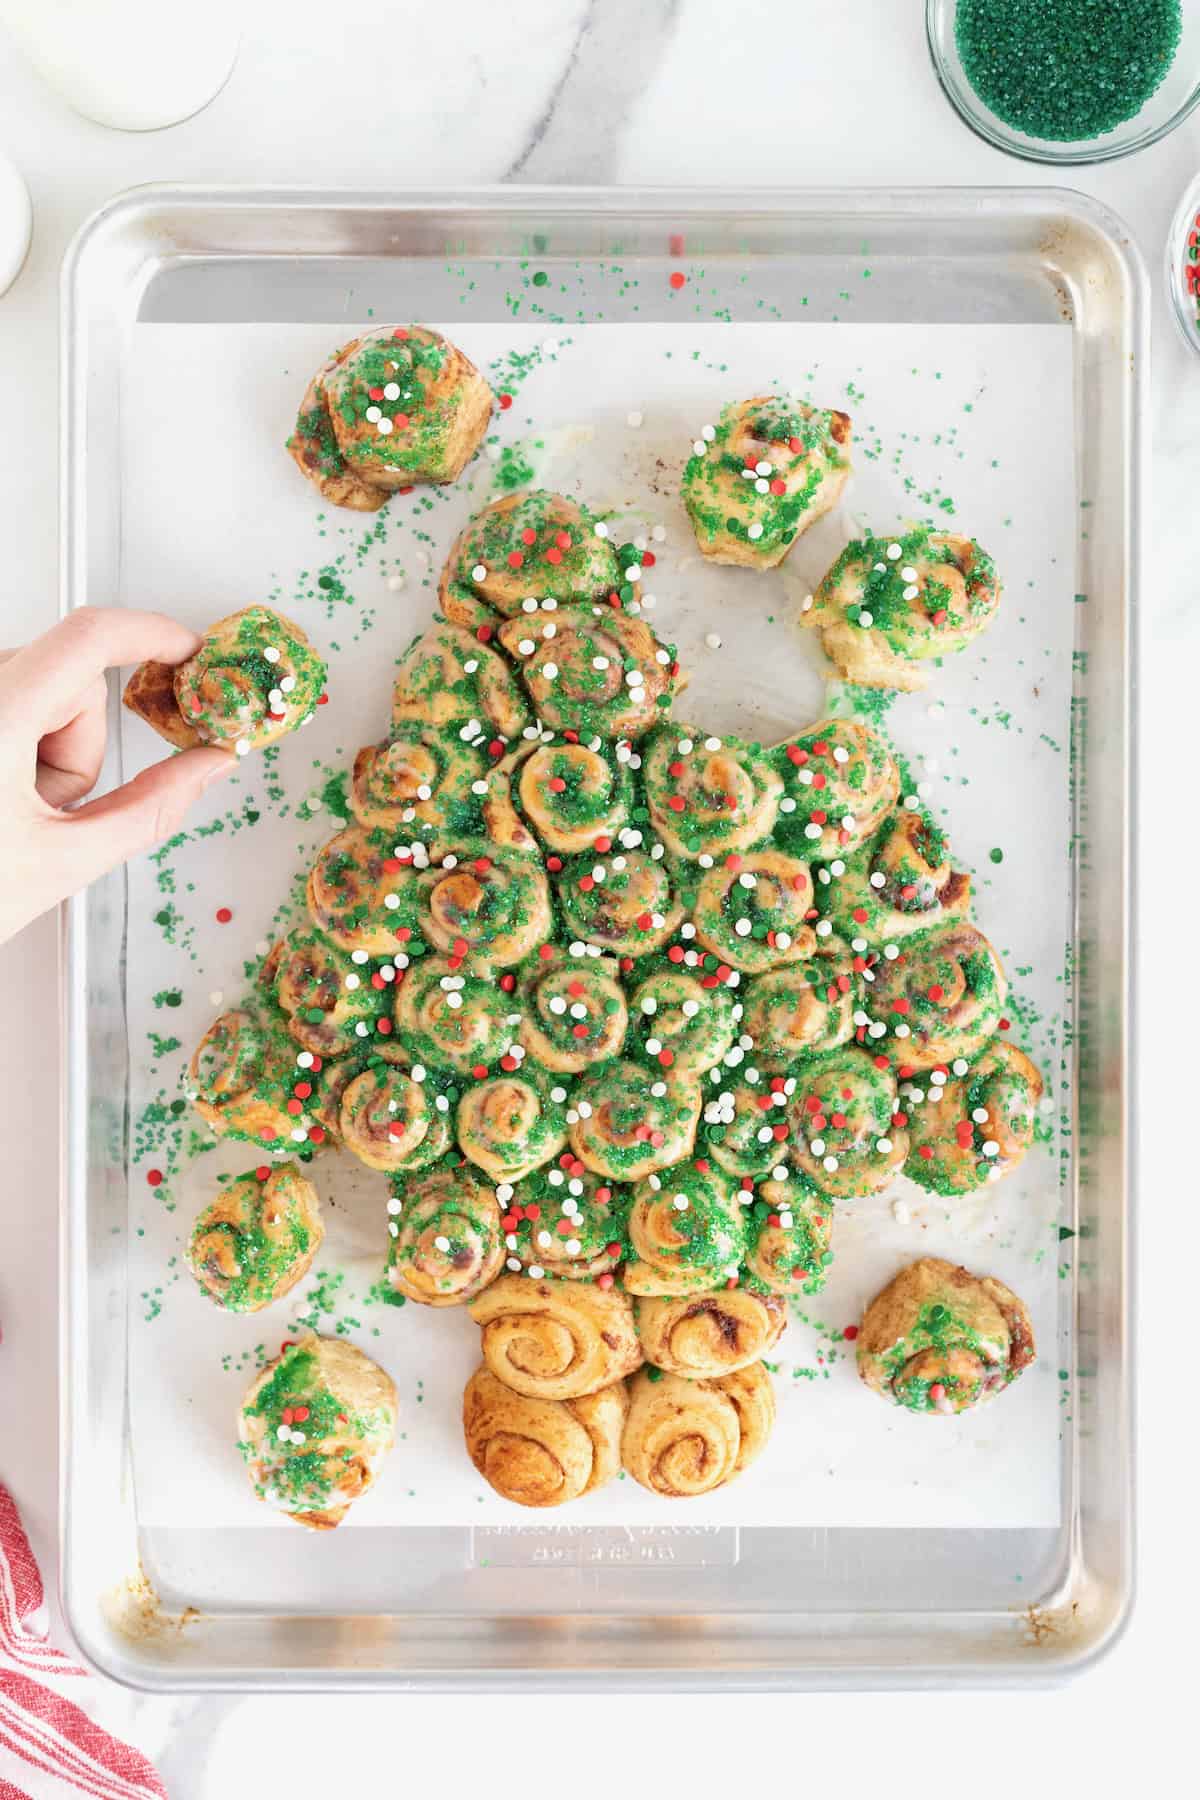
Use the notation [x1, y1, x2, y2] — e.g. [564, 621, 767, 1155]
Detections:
[927, 0, 1200, 163]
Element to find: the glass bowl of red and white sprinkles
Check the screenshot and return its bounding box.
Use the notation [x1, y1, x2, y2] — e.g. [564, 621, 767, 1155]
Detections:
[1167, 170, 1200, 350]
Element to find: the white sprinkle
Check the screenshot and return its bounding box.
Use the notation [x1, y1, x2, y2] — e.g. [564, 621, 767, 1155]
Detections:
[673, 1194, 689, 1212]
[702, 424, 716, 441]
[754, 478, 770, 495]
[902, 586, 919, 602]
[542, 662, 558, 680]
[528, 1264, 545, 1279]
[858, 610, 874, 627]
[893, 1200, 911, 1226]
[594, 521, 609, 538]
[377, 417, 394, 435]
[235, 740, 251, 757]
[833, 746, 850, 764]
[365, 405, 382, 423]
[982, 1140, 999, 1158]
[887, 543, 902, 560]
[822, 1155, 839, 1172]
[734, 918, 753, 937]
[627, 411, 643, 428]
[506, 1256, 521, 1271]
[692, 440, 707, 456]
[876, 1137, 893, 1154]
[747, 522, 764, 541]
[517, 638, 535, 656]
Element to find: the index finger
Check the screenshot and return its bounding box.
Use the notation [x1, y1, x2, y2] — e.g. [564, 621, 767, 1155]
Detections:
[0, 607, 205, 730]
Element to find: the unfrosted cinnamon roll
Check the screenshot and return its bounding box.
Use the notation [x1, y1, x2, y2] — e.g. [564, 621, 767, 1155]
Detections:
[568, 1061, 701, 1182]
[804, 528, 1001, 690]
[621, 1362, 775, 1496]
[771, 718, 900, 861]
[555, 848, 684, 957]
[390, 621, 530, 742]
[463, 1366, 627, 1508]
[744, 1175, 833, 1294]
[832, 809, 970, 945]
[338, 1063, 453, 1173]
[393, 954, 512, 1076]
[457, 1071, 568, 1182]
[264, 929, 389, 1058]
[626, 967, 735, 1076]
[237, 1334, 397, 1528]
[635, 1287, 785, 1378]
[123, 606, 325, 757]
[188, 1165, 323, 1312]
[622, 1162, 747, 1295]
[643, 724, 781, 861]
[510, 738, 633, 854]
[857, 1257, 1035, 1415]
[497, 604, 679, 740]
[739, 939, 859, 1068]
[517, 950, 628, 1073]
[417, 843, 551, 967]
[287, 325, 493, 507]
[350, 729, 487, 836]
[864, 922, 1007, 1071]
[469, 1273, 642, 1399]
[188, 1009, 308, 1151]
[438, 490, 620, 629]
[682, 397, 852, 569]
[787, 1047, 908, 1198]
[692, 848, 816, 974]
[905, 1040, 1043, 1194]
[307, 825, 422, 956]
[386, 1165, 504, 1306]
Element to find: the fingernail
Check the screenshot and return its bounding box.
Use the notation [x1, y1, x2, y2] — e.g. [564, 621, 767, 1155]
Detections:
[201, 753, 236, 786]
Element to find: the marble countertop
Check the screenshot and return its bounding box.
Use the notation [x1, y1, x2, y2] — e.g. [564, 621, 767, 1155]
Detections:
[0, 0, 1186, 1787]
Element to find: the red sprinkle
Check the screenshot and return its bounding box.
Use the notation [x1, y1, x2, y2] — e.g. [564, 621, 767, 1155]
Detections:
[669, 271, 686, 290]
[499, 392, 513, 409]
[255, 1166, 270, 1182]
[215, 906, 233, 924]
[308, 1126, 326, 1144]
[597, 1272, 615, 1290]
[476, 625, 493, 643]
[842, 1325, 859, 1342]
[507, 551, 524, 569]
[146, 1169, 163, 1187]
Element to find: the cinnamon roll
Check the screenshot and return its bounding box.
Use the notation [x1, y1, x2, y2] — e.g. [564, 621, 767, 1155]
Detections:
[385, 1165, 504, 1306]
[555, 848, 684, 957]
[188, 1009, 307, 1151]
[188, 1165, 323, 1312]
[307, 825, 421, 956]
[390, 621, 530, 742]
[417, 843, 551, 967]
[682, 397, 852, 569]
[740, 939, 859, 1068]
[704, 1072, 794, 1181]
[499, 1167, 629, 1282]
[264, 929, 389, 1058]
[510, 738, 633, 854]
[338, 1063, 454, 1173]
[857, 1257, 1035, 1415]
[692, 848, 816, 974]
[123, 605, 325, 756]
[643, 724, 782, 860]
[392, 953, 512, 1076]
[287, 325, 492, 507]
[744, 1174, 834, 1294]
[469, 1273, 642, 1399]
[905, 1041, 1043, 1194]
[832, 809, 970, 945]
[497, 604, 679, 741]
[864, 922, 1007, 1071]
[350, 729, 487, 836]
[787, 1047, 908, 1198]
[635, 1287, 786, 1378]
[804, 528, 1001, 691]
[463, 1366, 627, 1508]
[438, 490, 620, 629]
[771, 718, 899, 862]
[568, 1060, 702, 1182]
[622, 1162, 747, 1295]
[457, 1071, 568, 1182]
[626, 967, 735, 1077]
[237, 1334, 397, 1528]
[621, 1362, 775, 1496]
[517, 951, 629, 1073]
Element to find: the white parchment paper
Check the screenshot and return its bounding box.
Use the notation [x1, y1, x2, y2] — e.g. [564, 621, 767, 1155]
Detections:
[120, 322, 1075, 1529]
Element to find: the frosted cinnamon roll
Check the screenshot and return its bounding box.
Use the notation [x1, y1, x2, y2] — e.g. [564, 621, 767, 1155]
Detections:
[188, 1165, 323, 1312]
[832, 809, 970, 946]
[469, 1273, 642, 1399]
[188, 1009, 306, 1151]
[771, 718, 900, 861]
[497, 604, 679, 740]
[500, 1168, 628, 1283]
[744, 1175, 833, 1294]
[338, 1064, 453, 1173]
[307, 825, 421, 956]
[621, 1362, 775, 1496]
[385, 1165, 504, 1306]
[237, 1334, 397, 1528]
[626, 967, 736, 1077]
[287, 325, 493, 507]
[438, 490, 620, 629]
[635, 1287, 785, 1379]
[390, 621, 530, 742]
[804, 527, 1001, 691]
[264, 929, 389, 1058]
[622, 1162, 747, 1296]
[393, 954, 512, 1076]
[350, 729, 487, 836]
[705, 1072, 793, 1181]
[864, 922, 1007, 1071]
[510, 738, 633, 854]
[905, 1041, 1043, 1194]
[857, 1257, 1035, 1415]
[568, 1060, 701, 1182]
[787, 1047, 908, 1198]
[692, 848, 816, 974]
[555, 848, 684, 957]
[463, 1367, 627, 1508]
[643, 724, 781, 860]
[518, 950, 628, 1073]
[123, 605, 325, 756]
[682, 397, 852, 569]
[417, 843, 551, 967]
[457, 1071, 568, 1182]
[739, 939, 859, 1069]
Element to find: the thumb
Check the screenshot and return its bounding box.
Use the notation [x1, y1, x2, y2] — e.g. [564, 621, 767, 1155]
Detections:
[47, 746, 235, 889]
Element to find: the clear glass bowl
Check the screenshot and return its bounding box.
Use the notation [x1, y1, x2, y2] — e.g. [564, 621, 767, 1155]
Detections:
[1167, 169, 1200, 350]
[927, 0, 1200, 163]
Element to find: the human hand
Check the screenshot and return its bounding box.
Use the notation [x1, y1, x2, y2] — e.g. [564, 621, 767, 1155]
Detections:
[0, 607, 235, 944]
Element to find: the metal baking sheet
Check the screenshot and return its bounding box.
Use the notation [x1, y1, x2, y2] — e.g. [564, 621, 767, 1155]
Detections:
[60, 186, 1138, 1690]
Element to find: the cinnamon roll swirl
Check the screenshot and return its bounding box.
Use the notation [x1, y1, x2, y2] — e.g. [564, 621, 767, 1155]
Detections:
[622, 1162, 748, 1296]
[692, 848, 816, 974]
[864, 922, 1007, 1071]
[307, 825, 421, 956]
[555, 848, 684, 957]
[469, 1273, 642, 1399]
[463, 1367, 627, 1508]
[682, 397, 852, 569]
[635, 1287, 786, 1379]
[497, 604, 679, 741]
[188, 1009, 305, 1151]
[518, 951, 628, 1073]
[264, 929, 389, 1058]
[832, 809, 970, 945]
[787, 1047, 909, 1198]
[188, 1165, 323, 1312]
[739, 939, 859, 1069]
[704, 1072, 794, 1181]
[905, 1041, 1043, 1194]
[338, 1063, 454, 1173]
[390, 621, 530, 741]
[392, 954, 512, 1076]
[568, 1060, 702, 1182]
[744, 1174, 834, 1294]
[438, 490, 620, 629]
[385, 1165, 504, 1306]
[511, 738, 633, 854]
[857, 1257, 1035, 1415]
[626, 967, 736, 1077]
[621, 1362, 775, 1496]
[771, 718, 900, 862]
[417, 843, 551, 967]
[500, 1167, 629, 1283]
[457, 1071, 569, 1182]
[350, 729, 487, 836]
[643, 724, 782, 860]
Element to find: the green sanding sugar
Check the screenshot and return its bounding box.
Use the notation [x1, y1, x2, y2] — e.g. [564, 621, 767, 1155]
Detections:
[955, 0, 1182, 141]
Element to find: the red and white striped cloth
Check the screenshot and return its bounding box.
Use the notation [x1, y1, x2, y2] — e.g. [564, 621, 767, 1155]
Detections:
[0, 1485, 166, 1800]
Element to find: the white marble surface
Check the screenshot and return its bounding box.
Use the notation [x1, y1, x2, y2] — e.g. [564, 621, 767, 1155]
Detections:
[0, 0, 1190, 1788]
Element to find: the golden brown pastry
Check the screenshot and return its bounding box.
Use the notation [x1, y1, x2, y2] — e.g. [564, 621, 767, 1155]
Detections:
[456, 1070, 568, 1182]
[692, 848, 816, 975]
[517, 950, 628, 1073]
[263, 929, 389, 1058]
[497, 604, 680, 740]
[682, 397, 852, 568]
[123, 605, 325, 756]
[469, 1272, 642, 1399]
[554, 848, 684, 957]
[770, 717, 900, 861]
[626, 967, 735, 1076]
[385, 1165, 504, 1306]
[237, 1333, 397, 1528]
[188, 1165, 323, 1312]
[621, 1362, 775, 1497]
[188, 1009, 316, 1152]
[635, 1287, 786, 1378]
[337, 1063, 453, 1173]
[498, 1167, 627, 1283]
[438, 490, 620, 630]
[832, 809, 970, 946]
[642, 723, 782, 860]
[307, 825, 421, 956]
[287, 325, 493, 508]
[508, 738, 632, 855]
[740, 939, 859, 1068]
[905, 1040, 1043, 1193]
[787, 1047, 908, 1198]
[463, 1366, 627, 1508]
[392, 953, 512, 1076]
[568, 1060, 702, 1182]
[622, 1162, 748, 1295]
[857, 1257, 1035, 1414]
[744, 1175, 834, 1294]
[389, 620, 530, 742]
[417, 843, 551, 967]
[349, 728, 487, 835]
[864, 921, 1007, 1071]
